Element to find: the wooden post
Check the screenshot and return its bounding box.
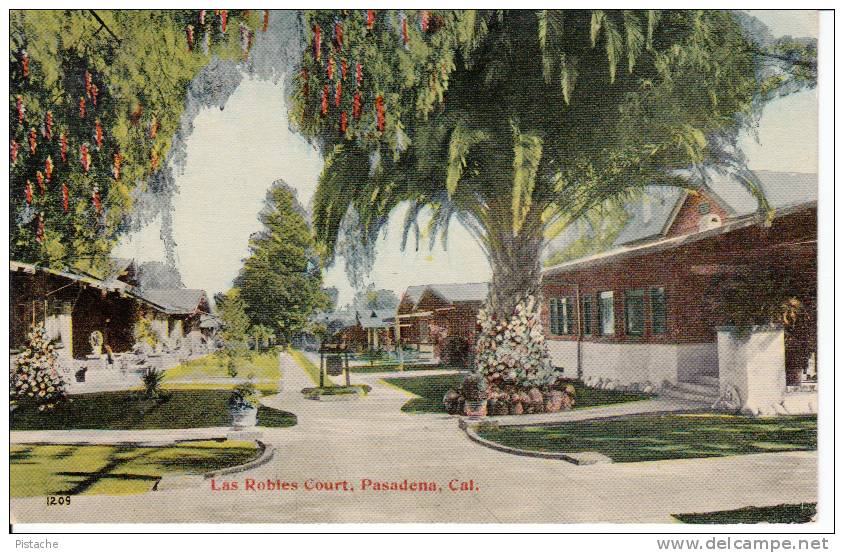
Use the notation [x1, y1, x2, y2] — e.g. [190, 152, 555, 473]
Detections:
[319, 348, 325, 388]
[395, 317, 404, 370]
[344, 350, 351, 387]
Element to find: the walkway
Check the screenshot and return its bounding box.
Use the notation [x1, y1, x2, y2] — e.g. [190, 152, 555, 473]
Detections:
[10, 351, 817, 524]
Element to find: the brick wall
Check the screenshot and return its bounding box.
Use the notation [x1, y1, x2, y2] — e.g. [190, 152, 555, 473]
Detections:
[666, 191, 732, 238]
[541, 207, 816, 346]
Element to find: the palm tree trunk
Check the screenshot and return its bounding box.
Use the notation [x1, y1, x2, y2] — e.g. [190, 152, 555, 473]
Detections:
[485, 212, 544, 321]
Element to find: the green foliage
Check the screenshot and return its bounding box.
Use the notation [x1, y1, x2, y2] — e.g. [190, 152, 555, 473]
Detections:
[10, 389, 297, 430]
[673, 503, 817, 525]
[10, 10, 261, 267]
[133, 312, 160, 348]
[234, 181, 327, 341]
[228, 381, 260, 410]
[217, 289, 250, 346]
[476, 414, 816, 463]
[140, 367, 165, 399]
[710, 265, 813, 334]
[544, 200, 631, 266]
[10, 324, 69, 412]
[249, 324, 275, 350]
[290, 10, 811, 318]
[10, 441, 260, 497]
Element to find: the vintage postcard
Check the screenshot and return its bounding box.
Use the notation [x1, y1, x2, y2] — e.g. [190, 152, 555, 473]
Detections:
[6, 6, 831, 536]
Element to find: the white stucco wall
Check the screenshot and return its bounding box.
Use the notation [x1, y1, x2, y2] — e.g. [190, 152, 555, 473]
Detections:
[716, 327, 801, 415]
[546, 341, 579, 378]
[547, 340, 717, 387]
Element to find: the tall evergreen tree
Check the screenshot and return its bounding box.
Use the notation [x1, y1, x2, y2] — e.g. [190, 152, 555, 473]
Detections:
[235, 180, 327, 341]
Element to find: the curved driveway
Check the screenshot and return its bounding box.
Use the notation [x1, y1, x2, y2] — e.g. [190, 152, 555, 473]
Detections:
[10, 352, 817, 524]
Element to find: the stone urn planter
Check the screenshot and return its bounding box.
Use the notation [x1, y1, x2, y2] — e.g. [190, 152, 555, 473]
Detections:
[228, 382, 260, 429]
[464, 400, 487, 418]
[229, 405, 259, 429]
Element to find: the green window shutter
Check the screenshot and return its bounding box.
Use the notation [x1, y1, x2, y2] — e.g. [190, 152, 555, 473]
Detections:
[549, 299, 559, 335]
[650, 287, 667, 334]
[625, 289, 645, 336]
[564, 297, 574, 335]
[582, 296, 592, 335]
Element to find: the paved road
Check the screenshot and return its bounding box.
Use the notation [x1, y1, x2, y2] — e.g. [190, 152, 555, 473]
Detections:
[10, 352, 817, 524]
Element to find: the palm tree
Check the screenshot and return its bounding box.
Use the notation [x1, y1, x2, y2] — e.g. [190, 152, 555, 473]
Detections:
[290, 10, 814, 381]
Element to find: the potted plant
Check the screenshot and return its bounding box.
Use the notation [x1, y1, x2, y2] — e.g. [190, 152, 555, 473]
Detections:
[89, 330, 104, 356]
[461, 373, 488, 417]
[228, 381, 260, 428]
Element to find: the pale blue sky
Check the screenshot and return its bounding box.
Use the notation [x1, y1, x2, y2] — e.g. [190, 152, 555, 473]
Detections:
[115, 10, 819, 305]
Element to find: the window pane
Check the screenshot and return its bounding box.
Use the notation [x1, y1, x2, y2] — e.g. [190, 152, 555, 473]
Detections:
[558, 298, 568, 335]
[625, 290, 645, 336]
[599, 291, 614, 335]
[582, 296, 592, 335]
[651, 287, 667, 334]
[549, 299, 560, 335]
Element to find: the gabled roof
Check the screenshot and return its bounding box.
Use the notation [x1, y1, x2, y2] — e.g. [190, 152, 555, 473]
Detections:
[424, 282, 489, 304]
[136, 289, 208, 315]
[402, 285, 428, 306]
[612, 171, 817, 247]
[612, 187, 687, 246]
[312, 309, 357, 329]
[357, 309, 395, 329]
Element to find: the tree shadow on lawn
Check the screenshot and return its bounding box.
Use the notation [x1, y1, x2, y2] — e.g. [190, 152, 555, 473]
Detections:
[13, 442, 260, 497]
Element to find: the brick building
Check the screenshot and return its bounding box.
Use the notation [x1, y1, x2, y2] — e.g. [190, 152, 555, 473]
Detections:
[541, 171, 817, 415]
[396, 282, 489, 354]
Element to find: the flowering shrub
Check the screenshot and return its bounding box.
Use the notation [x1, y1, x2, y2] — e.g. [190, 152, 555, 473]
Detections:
[428, 321, 448, 361]
[474, 295, 556, 388]
[10, 325, 68, 412]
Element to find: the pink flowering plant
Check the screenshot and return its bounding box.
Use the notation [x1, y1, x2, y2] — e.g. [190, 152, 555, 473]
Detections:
[443, 296, 574, 416]
[10, 324, 68, 412]
[474, 295, 556, 388]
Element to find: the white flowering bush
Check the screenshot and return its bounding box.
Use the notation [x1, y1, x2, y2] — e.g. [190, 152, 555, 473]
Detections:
[10, 324, 68, 412]
[474, 295, 557, 389]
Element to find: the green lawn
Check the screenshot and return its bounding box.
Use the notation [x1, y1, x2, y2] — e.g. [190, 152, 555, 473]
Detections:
[673, 503, 817, 524]
[11, 440, 258, 497]
[477, 414, 817, 463]
[163, 351, 281, 393]
[349, 363, 460, 373]
[382, 374, 653, 414]
[10, 390, 297, 430]
[382, 374, 465, 413]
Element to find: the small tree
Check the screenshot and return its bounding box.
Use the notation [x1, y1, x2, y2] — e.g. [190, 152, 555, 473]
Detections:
[217, 289, 251, 376]
[249, 324, 275, 351]
[10, 324, 68, 412]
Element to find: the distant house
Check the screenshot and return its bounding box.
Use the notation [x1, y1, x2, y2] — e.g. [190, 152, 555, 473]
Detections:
[355, 309, 396, 350]
[540, 171, 817, 415]
[396, 282, 489, 352]
[10, 258, 214, 358]
[135, 288, 212, 345]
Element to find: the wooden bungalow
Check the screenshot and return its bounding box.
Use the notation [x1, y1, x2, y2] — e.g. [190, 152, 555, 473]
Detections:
[10, 258, 213, 359]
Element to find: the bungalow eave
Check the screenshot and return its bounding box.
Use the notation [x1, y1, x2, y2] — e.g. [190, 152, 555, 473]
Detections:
[541, 201, 817, 279]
